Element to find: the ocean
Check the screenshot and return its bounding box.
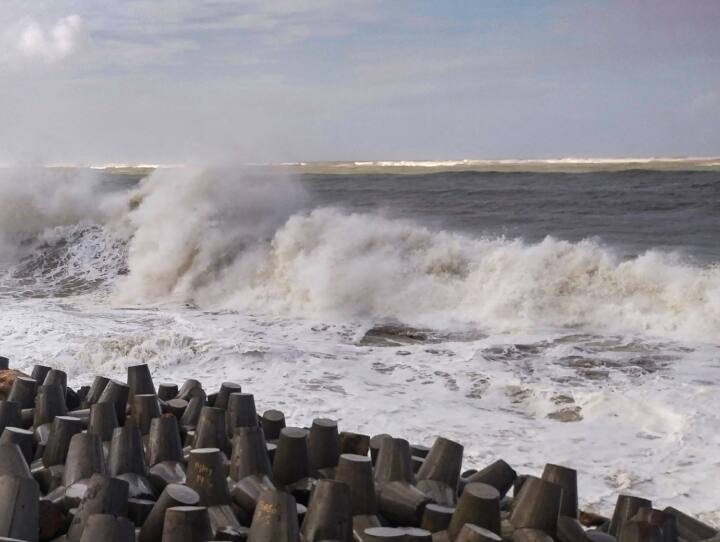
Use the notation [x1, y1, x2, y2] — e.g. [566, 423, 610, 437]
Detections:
[0, 161, 718, 522]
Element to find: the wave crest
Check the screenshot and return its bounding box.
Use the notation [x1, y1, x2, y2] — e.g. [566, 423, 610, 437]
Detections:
[2, 166, 719, 341]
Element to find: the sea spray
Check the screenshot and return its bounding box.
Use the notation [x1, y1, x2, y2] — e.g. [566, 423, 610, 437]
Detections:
[1, 165, 719, 342]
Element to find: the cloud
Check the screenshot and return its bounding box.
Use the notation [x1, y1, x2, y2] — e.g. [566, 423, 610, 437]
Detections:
[12, 14, 85, 62]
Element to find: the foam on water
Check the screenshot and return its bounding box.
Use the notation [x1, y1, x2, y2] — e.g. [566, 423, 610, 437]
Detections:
[0, 165, 719, 524]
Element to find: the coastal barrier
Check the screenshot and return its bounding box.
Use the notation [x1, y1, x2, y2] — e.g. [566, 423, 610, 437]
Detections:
[0, 360, 716, 542]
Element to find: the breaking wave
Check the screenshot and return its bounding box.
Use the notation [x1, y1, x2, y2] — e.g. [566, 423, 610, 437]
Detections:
[1, 166, 719, 341]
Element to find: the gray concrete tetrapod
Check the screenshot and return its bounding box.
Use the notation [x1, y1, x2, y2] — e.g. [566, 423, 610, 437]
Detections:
[542, 464, 578, 519]
[335, 453, 377, 516]
[157, 383, 179, 401]
[619, 520, 664, 542]
[378, 480, 429, 527]
[214, 382, 243, 410]
[662, 507, 717, 542]
[301, 479, 353, 542]
[231, 425, 273, 481]
[262, 409, 286, 441]
[108, 420, 147, 476]
[85, 375, 110, 406]
[63, 432, 107, 487]
[146, 414, 186, 490]
[416, 436, 464, 507]
[193, 406, 229, 453]
[226, 393, 258, 437]
[369, 434, 392, 464]
[42, 415, 83, 466]
[512, 529, 554, 542]
[66, 474, 130, 542]
[0, 442, 31, 480]
[97, 379, 130, 425]
[148, 414, 184, 465]
[248, 488, 300, 542]
[609, 496, 653, 537]
[339, 431, 370, 456]
[0, 402, 20, 435]
[30, 365, 51, 385]
[448, 482, 502, 538]
[139, 484, 200, 542]
[7, 378, 37, 410]
[421, 503, 455, 533]
[0, 473, 40, 542]
[273, 427, 310, 488]
[88, 400, 118, 442]
[166, 397, 188, 419]
[176, 379, 204, 401]
[161, 505, 213, 542]
[79, 514, 135, 542]
[180, 395, 205, 431]
[33, 383, 67, 428]
[43, 369, 67, 398]
[128, 363, 156, 399]
[131, 393, 162, 435]
[632, 508, 678, 542]
[401, 527, 433, 541]
[509, 476, 562, 534]
[363, 527, 407, 540]
[0, 428, 34, 466]
[467, 460, 517, 498]
[186, 447, 231, 506]
[308, 418, 339, 475]
[556, 516, 592, 542]
[456, 524, 503, 542]
[230, 425, 275, 513]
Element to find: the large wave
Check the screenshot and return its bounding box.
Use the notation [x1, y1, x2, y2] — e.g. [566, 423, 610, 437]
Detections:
[1, 166, 719, 341]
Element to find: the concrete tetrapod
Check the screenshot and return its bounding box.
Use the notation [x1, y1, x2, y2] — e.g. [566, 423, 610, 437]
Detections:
[66, 474, 130, 542]
[7, 378, 37, 410]
[127, 363, 156, 399]
[230, 425, 275, 514]
[247, 488, 300, 542]
[448, 482, 502, 539]
[186, 447, 241, 531]
[308, 418, 340, 476]
[416, 437, 463, 507]
[79, 514, 135, 542]
[273, 427, 310, 488]
[0, 428, 34, 466]
[301, 479, 353, 542]
[610, 496, 653, 537]
[261, 409, 286, 442]
[139, 483, 200, 542]
[147, 414, 186, 489]
[214, 382, 243, 410]
[509, 476, 562, 534]
[192, 406, 229, 454]
[162, 505, 213, 542]
[466, 460, 517, 499]
[541, 464, 578, 519]
[0, 473, 39, 542]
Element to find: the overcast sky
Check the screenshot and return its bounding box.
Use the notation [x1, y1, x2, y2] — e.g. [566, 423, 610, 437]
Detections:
[0, 1, 718, 164]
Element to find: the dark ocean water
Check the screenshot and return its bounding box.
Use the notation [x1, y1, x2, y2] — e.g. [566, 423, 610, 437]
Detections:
[302, 170, 720, 262]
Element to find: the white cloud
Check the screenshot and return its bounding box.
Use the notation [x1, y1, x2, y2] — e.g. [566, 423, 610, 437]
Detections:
[13, 14, 85, 62]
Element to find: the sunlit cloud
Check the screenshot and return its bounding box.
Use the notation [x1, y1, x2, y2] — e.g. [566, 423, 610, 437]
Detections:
[12, 14, 86, 62]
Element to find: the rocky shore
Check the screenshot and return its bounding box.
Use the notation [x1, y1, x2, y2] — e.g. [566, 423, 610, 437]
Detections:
[0, 356, 716, 542]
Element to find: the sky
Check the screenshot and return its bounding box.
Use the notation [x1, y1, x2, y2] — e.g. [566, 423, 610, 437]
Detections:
[0, 0, 718, 164]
